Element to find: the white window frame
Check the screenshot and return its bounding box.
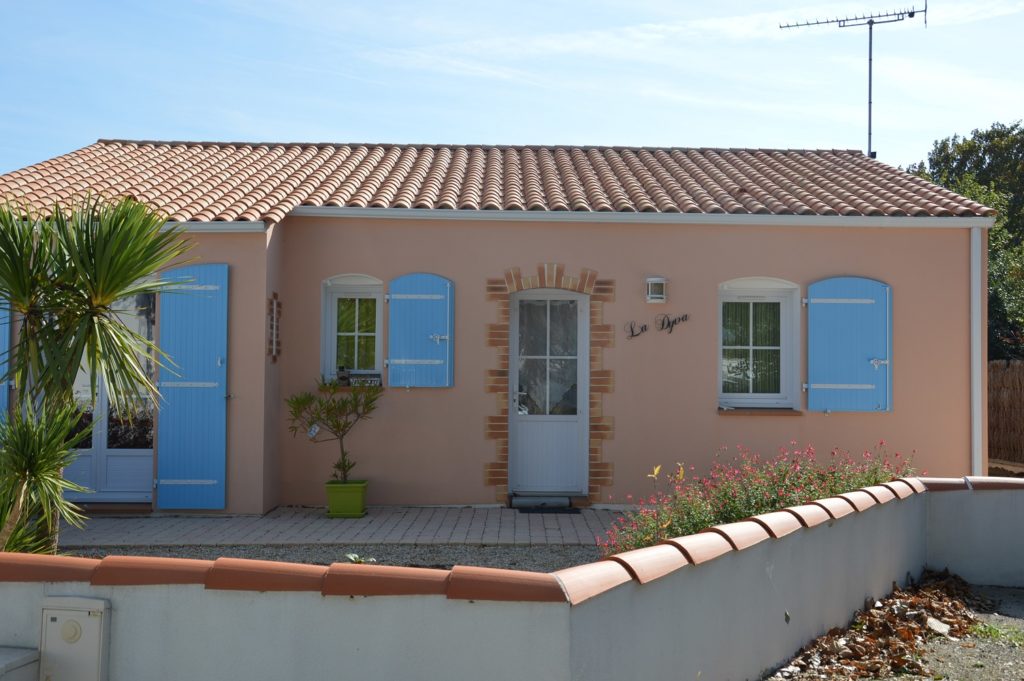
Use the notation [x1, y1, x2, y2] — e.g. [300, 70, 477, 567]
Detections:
[321, 274, 384, 380]
[718, 277, 800, 409]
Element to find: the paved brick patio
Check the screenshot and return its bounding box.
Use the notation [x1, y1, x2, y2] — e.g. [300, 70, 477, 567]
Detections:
[59, 506, 620, 547]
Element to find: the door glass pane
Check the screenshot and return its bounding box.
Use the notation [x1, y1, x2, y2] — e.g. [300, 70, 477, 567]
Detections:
[517, 358, 546, 415]
[119, 293, 157, 377]
[519, 300, 547, 356]
[549, 359, 578, 415]
[752, 349, 781, 393]
[752, 302, 780, 347]
[107, 293, 157, 448]
[549, 301, 577, 357]
[357, 335, 375, 370]
[336, 335, 356, 372]
[108, 398, 154, 449]
[721, 349, 750, 393]
[337, 298, 356, 333]
[71, 368, 95, 449]
[358, 298, 376, 333]
[722, 302, 749, 346]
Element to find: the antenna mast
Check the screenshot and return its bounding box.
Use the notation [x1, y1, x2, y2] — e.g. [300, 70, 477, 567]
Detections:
[780, 3, 927, 158]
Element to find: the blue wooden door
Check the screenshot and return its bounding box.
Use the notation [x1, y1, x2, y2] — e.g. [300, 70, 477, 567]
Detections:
[156, 264, 228, 509]
[388, 273, 454, 387]
[807, 277, 891, 412]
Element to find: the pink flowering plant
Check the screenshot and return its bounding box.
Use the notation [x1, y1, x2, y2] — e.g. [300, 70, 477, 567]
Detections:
[599, 442, 914, 555]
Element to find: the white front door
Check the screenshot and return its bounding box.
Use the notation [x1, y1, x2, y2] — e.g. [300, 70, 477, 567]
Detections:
[509, 290, 589, 495]
[65, 294, 155, 503]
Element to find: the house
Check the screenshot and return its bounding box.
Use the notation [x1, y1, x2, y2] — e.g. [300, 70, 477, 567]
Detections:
[0, 140, 995, 514]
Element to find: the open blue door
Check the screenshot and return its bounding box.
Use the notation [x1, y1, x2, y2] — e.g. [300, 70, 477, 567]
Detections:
[156, 264, 228, 509]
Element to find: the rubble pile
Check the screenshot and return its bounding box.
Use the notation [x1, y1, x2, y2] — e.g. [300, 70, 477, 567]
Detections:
[769, 569, 988, 679]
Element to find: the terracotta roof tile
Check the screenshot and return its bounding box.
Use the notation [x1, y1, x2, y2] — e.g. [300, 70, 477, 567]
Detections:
[0, 141, 995, 226]
[552, 561, 633, 605]
[605, 544, 690, 584]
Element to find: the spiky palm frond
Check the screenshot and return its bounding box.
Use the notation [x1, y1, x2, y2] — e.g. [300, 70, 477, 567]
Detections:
[0, 404, 90, 551]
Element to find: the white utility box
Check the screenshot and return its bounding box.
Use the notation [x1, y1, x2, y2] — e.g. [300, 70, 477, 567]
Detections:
[39, 597, 110, 681]
[0, 647, 38, 681]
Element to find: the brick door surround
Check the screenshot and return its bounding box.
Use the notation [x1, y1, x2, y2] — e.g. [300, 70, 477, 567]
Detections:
[484, 263, 615, 503]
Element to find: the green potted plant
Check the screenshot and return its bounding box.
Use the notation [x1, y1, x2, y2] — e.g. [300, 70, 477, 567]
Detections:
[286, 381, 383, 518]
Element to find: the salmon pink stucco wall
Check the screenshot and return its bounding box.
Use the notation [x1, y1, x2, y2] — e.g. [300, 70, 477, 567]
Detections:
[162, 232, 274, 514]
[270, 215, 982, 507]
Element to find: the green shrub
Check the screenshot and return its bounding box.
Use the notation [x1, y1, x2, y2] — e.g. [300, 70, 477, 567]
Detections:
[600, 443, 914, 555]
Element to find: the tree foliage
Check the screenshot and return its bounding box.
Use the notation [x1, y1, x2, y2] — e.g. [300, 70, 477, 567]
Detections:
[0, 196, 191, 409]
[0, 196, 191, 552]
[910, 122, 1024, 359]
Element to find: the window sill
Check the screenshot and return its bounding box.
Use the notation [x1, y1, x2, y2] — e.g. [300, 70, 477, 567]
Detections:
[717, 407, 803, 416]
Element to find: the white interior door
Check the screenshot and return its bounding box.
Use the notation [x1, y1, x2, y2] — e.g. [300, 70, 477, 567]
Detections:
[64, 294, 155, 503]
[509, 290, 589, 495]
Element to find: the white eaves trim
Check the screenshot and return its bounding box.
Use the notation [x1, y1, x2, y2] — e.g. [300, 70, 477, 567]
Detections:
[163, 220, 267, 233]
[288, 206, 994, 229]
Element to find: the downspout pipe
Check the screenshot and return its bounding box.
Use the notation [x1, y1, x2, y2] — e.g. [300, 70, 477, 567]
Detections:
[971, 226, 983, 476]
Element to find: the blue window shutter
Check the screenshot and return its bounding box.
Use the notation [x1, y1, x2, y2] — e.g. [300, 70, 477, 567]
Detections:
[807, 277, 891, 412]
[156, 264, 228, 509]
[0, 305, 9, 419]
[388, 273, 454, 388]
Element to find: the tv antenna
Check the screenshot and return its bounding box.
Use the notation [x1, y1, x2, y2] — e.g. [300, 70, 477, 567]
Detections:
[781, 3, 927, 158]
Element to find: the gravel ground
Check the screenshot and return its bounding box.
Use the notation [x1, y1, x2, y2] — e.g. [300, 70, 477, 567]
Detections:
[767, 583, 1024, 681]
[65, 543, 602, 572]
[876, 585, 1024, 681]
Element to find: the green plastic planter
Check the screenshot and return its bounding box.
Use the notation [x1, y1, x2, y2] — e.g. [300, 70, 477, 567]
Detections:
[325, 480, 368, 518]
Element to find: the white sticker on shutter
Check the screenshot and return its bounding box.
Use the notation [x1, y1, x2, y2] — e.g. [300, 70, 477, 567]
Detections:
[158, 381, 220, 388]
[389, 294, 445, 300]
[389, 359, 444, 365]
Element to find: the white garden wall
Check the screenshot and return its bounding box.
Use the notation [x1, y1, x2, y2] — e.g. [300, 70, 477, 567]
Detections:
[0, 479, 1021, 681]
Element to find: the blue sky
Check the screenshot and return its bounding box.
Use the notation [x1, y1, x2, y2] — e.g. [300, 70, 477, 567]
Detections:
[1, 0, 1021, 174]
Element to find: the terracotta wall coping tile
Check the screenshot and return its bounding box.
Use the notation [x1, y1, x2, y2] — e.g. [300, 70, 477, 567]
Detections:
[663, 533, 734, 565]
[918, 477, 970, 491]
[553, 561, 633, 605]
[702, 521, 771, 551]
[322, 563, 450, 597]
[810, 497, 856, 519]
[783, 504, 833, 528]
[605, 545, 690, 584]
[0, 552, 99, 583]
[749, 511, 804, 538]
[835, 491, 878, 512]
[860, 485, 897, 504]
[965, 476, 1024, 490]
[446, 565, 568, 603]
[881, 480, 916, 499]
[92, 556, 213, 586]
[205, 557, 327, 592]
[898, 477, 928, 493]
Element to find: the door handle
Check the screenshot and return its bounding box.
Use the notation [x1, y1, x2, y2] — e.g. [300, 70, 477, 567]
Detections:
[869, 358, 889, 370]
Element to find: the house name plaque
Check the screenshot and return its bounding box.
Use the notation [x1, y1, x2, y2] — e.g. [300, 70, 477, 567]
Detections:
[625, 313, 689, 339]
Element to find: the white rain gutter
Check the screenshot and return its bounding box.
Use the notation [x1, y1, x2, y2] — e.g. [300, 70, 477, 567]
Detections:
[289, 206, 995, 230]
[164, 220, 267, 233]
[971, 227, 984, 475]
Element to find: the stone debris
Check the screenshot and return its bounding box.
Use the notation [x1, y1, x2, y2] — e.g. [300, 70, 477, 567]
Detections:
[766, 569, 987, 679]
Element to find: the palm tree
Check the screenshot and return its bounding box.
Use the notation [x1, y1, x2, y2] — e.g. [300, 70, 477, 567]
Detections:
[0, 196, 190, 551]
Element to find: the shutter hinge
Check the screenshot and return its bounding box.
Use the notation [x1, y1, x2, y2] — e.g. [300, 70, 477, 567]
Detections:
[801, 297, 809, 306]
[384, 359, 390, 367]
[153, 479, 158, 490]
[385, 294, 390, 302]
[802, 383, 809, 392]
